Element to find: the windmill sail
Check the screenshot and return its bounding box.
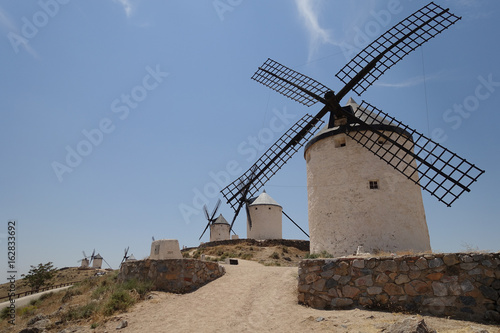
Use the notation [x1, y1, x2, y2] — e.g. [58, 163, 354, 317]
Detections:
[252, 58, 331, 107]
[345, 101, 484, 206]
[221, 113, 324, 210]
[336, 2, 461, 97]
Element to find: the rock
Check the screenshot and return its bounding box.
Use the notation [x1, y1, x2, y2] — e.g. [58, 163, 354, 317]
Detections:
[428, 258, 444, 268]
[331, 298, 353, 308]
[27, 315, 47, 326]
[384, 318, 436, 333]
[432, 282, 448, 297]
[384, 283, 404, 296]
[376, 260, 398, 273]
[367, 286, 383, 295]
[32, 319, 51, 330]
[443, 254, 459, 266]
[315, 317, 325, 322]
[18, 328, 41, 333]
[342, 285, 360, 298]
[116, 320, 128, 329]
[352, 259, 365, 269]
[415, 257, 428, 269]
[354, 275, 373, 287]
[395, 274, 410, 285]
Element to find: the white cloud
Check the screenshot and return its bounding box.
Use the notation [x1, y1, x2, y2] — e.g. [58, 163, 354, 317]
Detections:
[0, 5, 39, 58]
[295, 0, 339, 62]
[113, 0, 134, 18]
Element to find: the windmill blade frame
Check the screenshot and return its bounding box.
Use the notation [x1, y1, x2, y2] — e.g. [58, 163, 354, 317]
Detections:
[335, 2, 461, 97]
[221, 113, 324, 211]
[344, 101, 484, 206]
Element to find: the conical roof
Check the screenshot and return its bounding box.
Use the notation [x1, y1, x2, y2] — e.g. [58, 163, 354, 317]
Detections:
[94, 253, 103, 259]
[248, 190, 281, 207]
[213, 214, 229, 225]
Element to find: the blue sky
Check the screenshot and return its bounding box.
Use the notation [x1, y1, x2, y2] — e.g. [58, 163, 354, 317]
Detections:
[0, 0, 499, 275]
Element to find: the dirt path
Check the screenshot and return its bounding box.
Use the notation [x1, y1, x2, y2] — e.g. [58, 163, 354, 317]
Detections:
[99, 260, 499, 333]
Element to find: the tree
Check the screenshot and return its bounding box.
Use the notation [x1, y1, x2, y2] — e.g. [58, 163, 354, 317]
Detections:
[22, 262, 57, 291]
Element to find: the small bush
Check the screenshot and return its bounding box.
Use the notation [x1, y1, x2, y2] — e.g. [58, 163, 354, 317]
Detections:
[62, 302, 98, 322]
[305, 250, 333, 259]
[182, 252, 191, 258]
[121, 279, 153, 299]
[91, 322, 99, 329]
[281, 246, 289, 254]
[18, 305, 37, 317]
[1, 307, 10, 320]
[39, 292, 53, 301]
[103, 290, 135, 316]
[62, 287, 82, 303]
[270, 252, 280, 260]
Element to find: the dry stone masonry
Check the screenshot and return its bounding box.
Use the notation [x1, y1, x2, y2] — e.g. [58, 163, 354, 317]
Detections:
[119, 259, 225, 294]
[298, 253, 500, 323]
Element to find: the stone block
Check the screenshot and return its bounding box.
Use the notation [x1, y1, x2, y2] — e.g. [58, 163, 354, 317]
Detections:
[359, 297, 373, 307]
[342, 285, 361, 298]
[375, 273, 390, 284]
[429, 258, 444, 268]
[460, 262, 479, 270]
[399, 261, 409, 272]
[331, 298, 353, 308]
[468, 268, 483, 275]
[352, 259, 365, 269]
[428, 272, 445, 282]
[376, 260, 398, 273]
[479, 285, 498, 300]
[367, 286, 383, 295]
[409, 271, 421, 280]
[395, 274, 410, 285]
[354, 275, 373, 287]
[443, 254, 459, 266]
[384, 283, 404, 296]
[460, 279, 475, 293]
[404, 280, 431, 296]
[312, 278, 326, 292]
[432, 282, 448, 296]
[375, 294, 389, 305]
[415, 257, 428, 269]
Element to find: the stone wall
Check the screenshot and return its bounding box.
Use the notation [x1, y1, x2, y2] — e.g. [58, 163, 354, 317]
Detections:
[298, 253, 500, 323]
[118, 259, 225, 294]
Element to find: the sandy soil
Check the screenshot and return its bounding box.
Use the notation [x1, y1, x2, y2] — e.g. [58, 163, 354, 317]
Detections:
[96, 260, 499, 333]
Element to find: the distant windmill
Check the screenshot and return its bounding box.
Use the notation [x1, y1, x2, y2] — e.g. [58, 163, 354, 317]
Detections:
[198, 198, 222, 240]
[120, 247, 130, 266]
[221, 2, 484, 256]
[77, 251, 90, 268]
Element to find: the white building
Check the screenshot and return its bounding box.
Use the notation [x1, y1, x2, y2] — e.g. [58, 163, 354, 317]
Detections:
[247, 190, 282, 240]
[149, 239, 182, 259]
[304, 98, 431, 257]
[210, 214, 230, 242]
[92, 254, 103, 269]
[80, 258, 89, 268]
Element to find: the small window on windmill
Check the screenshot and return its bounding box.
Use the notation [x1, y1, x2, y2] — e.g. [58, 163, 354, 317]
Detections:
[369, 181, 379, 190]
[334, 136, 346, 148]
[154, 245, 160, 255]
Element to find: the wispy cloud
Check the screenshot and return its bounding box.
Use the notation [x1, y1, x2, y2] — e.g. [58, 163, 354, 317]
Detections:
[113, 0, 134, 18]
[0, 5, 39, 58]
[295, 0, 339, 62]
[377, 71, 448, 89]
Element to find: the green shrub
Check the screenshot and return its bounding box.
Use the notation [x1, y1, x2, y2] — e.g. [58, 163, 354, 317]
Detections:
[18, 305, 37, 317]
[305, 250, 333, 259]
[281, 246, 289, 254]
[62, 302, 98, 321]
[0, 307, 10, 320]
[103, 290, 135, 316]
[91, 322, 99, 329]
[270, 252, 280, 260]
[121, 279, 153, 298]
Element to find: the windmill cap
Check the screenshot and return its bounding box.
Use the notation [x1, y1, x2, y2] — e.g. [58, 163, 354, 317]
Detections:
[248, 190, 282, 207]
[213, 214, 229, 225]
[94, 254, 103, 259]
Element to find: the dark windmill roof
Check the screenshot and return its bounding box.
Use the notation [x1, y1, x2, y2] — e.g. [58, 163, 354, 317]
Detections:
[93, 254, 103, 259]
[213, 214, 229, 225]
[248, 190, 281, 208]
